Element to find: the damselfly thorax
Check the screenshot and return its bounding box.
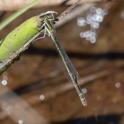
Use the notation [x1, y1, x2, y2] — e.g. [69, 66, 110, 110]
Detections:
[38, 11, 58, 37]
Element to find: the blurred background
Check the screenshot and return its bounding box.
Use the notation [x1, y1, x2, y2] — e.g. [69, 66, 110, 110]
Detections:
[0, 0, 124, 124]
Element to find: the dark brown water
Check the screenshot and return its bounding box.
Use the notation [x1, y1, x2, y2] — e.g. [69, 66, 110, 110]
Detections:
[0, 1, 124, 124]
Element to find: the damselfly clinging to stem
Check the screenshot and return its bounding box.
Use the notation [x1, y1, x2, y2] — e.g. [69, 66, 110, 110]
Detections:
[0, 11, 87, 106]
[39, 11, 87, 106]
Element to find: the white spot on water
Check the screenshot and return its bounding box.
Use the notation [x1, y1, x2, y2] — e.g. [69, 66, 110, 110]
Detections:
[115, 82, 121, 89]
[77, 6, 107, 44]
[82, 88, 87, 94]
[80, 30, 96, 44]
[96, 8, 107, 16]
[120, 10, 124, 19]
[77, 17, 87, 27]
[90, 22, 100, 29]
[39, 94, 45, 101]
[1, 73, 8, 86]
[18, 119, 24, 124]
[1, 79, 8, 86]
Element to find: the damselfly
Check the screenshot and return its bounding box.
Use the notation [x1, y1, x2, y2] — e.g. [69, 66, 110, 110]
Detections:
[39, 11, 87, 106]
[0, 11, 87, 106]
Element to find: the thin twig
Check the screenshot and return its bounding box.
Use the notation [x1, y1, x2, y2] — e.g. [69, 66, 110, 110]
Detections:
[0, 0, 104, 11]
[55, 3, 94, 27]
[0, 0, 39, 31]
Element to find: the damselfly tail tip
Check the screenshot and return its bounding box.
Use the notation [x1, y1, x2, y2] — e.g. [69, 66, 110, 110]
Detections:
[79, 93, 87, 107]
[81, 97, 87, 107]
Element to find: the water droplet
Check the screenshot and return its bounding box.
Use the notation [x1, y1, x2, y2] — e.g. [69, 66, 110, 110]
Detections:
[91, 22, 100, 29]
[39, 94, 45, 101]
[90, 37, 96, 44]
[77, 17, 87, 27]
[97, 8, 107, 15]
[80, 30, 96, 43]
[1, 79, 8, 86]
[115, 82, 121, 89]
[82, 88, 87, 94]
[120, 10, 124, 19]
[77, 6, 107, 44]
[90, 6, 97, 13]
[18, 119, 24, 124]
[86, 14, 95, 24]
[95, 14, 104, 22]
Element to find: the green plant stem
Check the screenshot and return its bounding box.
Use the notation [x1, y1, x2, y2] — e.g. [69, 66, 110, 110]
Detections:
[0, 0, 39, 31]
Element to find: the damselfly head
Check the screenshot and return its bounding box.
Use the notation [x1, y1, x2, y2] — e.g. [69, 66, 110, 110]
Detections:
[39, 11, 58, 20]
[44, 11, 58, 16]
[39, 11, 58, 26]
[38, 11, 58, 30]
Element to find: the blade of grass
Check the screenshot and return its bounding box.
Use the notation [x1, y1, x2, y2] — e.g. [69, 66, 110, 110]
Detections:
[0, 0, 39, 31]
